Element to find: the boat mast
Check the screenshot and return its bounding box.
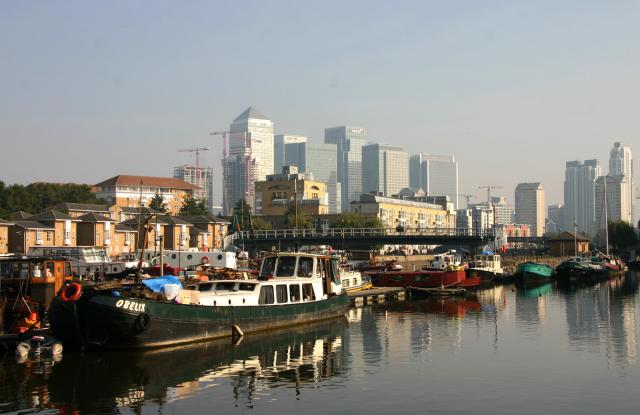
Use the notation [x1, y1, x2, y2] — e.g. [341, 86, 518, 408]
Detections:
[603, 176, 609, 256]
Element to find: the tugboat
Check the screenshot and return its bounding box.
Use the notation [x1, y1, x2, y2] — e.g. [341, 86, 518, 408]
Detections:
[47, 251, 348, 350]
[512, 262, 554, 283]
[466, 251, 505, 284]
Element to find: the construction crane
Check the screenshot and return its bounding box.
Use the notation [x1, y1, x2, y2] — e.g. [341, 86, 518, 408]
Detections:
[478, 185, 503, 203]
[177, 147, 211, 170]
[456, 194, 476, 207]
[210, 130, 232, 159]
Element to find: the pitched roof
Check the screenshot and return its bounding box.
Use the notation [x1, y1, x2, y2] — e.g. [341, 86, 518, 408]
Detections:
[157, 215, 193, 225]
[121, 216, 170, 227]
[11, 211, 32, 220]
[13, 221, 55, 230]
[95, 175, 198, 190]
[77, 212, 114, 223]
[0, 219, 14, 225]
[30, 210, 77, 222]
[49, 202, 110, 212]
[115, 224, 137, 232]
[119, 206, 159, 215]
[550, 231, 590, 242]
[177, 215, 229, 225]
[233, 106, 268, 122]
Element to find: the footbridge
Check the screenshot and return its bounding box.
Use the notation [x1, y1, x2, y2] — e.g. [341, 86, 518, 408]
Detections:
[231, 227, 499, 251]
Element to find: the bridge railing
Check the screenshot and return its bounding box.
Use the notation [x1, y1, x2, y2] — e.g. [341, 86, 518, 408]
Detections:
[237, 227, 495, 240]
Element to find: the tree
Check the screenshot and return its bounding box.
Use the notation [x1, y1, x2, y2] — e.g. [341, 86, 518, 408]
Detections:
[148, 193, 167, 213]
[251, 216, 273, 230]
[608, 220, 638, 254]
[0, 181, 104, 217]
[331, 212, 384, 229]
[179, 194, 209, 216]
[284, 204, 312, 229]
[232, 199, 253, 231]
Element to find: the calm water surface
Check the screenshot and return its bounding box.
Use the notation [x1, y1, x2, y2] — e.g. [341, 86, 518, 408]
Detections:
[2, 272, 639, 414]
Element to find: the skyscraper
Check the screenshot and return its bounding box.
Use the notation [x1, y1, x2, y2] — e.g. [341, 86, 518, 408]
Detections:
[362, 144, 409, 197]
[324, 126, 368, 212]
[285, 141, 342, 213]
[547, 204, 564, 233]
[595, 175, 631, 235]
[173, 165, 214, 213]
[492, 196, 515, 225]
[563, 159, 601, 236]
[274, 134, 307, 174]
[608, 142, 633, 222]
[514, 182, 546, 237]
[224, 107, 274, 214]
[409, 154, 459, 209]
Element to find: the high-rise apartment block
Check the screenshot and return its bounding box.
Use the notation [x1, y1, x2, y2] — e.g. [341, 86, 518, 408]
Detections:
[514, 182, 546, 237]
[547, 204, 564, 233]
[274, 134, 307, 174]
[492, 196, 515, 225]
[595, 175, 631, 233]
[223, 107, 274, 214]
[362, 144, 409, 197]
[563, 159, 601, 236]
[285, 142, 341, 213]
[409, 154, 459, 209]
[324, 126, 368, 212]
[608, 142, 633, 223]
[173, 165, 214, 213]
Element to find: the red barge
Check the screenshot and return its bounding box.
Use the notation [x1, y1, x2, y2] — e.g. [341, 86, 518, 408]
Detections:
[365, 268, 480, 289]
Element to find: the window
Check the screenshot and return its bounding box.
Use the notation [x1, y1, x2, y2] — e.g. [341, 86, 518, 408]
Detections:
[239, 283, 256, 291]
[215, 282, 236, 291]
[413, 275, 431, 283]
[342, 279, 350, 288]
[198, 283, 214, 292]
[64, 262, 71, 276]
[275, 256, 296, 277]
[389, 275, 404, 284]
[302, 283, 315, 301]
[298, 257, 313, 277]
[289, 284, 301, 302]
[276, 284, 288, 303]
[258, 286, 275, 304]
[46, 231, 52, 242]
[260, 257, 277, 278]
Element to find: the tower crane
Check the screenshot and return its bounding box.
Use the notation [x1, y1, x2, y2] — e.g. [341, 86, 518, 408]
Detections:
[210, 131, 231, 159]
[177, 147, 211, 170]
[456, 194, 476, 207]
[478, 185, 503, 203]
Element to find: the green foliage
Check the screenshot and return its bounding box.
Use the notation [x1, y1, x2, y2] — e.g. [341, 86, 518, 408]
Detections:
[179, 194, 209, 216]
[232, 199, 253, 230]
[331, 212, 384, 229]
[283, 204, 312, 229]
[251, 216, 273, 230]
[148, 193, 168, 213]
[607, 220, 638, 253]
[0, 180, 104, 219]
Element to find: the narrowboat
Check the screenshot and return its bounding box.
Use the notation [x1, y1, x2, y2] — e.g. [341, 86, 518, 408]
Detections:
[47, 252, 348, 350]
[366, 267, 479, 289]
[512, 262, 554, 282]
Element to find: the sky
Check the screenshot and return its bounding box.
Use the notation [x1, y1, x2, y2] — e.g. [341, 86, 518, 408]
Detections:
[1, 0, 638, 212]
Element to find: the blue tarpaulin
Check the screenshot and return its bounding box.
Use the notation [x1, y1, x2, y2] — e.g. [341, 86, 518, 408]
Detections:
[142, 275, 182, 293]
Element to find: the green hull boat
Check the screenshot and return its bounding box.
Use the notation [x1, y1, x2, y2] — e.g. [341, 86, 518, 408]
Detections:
[513, 262, 554, 282]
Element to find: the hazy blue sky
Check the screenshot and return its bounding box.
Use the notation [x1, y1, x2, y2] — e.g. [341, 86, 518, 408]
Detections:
[1, 0, 638, 209]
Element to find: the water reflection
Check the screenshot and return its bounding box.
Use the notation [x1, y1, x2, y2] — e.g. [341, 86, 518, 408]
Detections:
[0, 317, 348, 414]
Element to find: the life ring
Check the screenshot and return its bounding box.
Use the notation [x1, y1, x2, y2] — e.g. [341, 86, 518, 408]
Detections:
[61, 283, 82, 302]
[201, 256, 210, 265]
[135, 313, 151, 331]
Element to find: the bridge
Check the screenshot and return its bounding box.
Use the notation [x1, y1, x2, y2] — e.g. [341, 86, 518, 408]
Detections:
[232, 228, 500, 251]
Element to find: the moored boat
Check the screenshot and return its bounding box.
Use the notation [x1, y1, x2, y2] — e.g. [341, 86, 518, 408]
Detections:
[366, 267, 478, 289]
[339, 264, 373, 292]
[512, 262, 554, 282]
[466, 253, 505, 283]
[556, 254, 624, 285]
[48, 252, 348, 350]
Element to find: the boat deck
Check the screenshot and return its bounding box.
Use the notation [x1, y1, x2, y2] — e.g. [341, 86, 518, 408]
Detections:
[347, 287, 406, 306]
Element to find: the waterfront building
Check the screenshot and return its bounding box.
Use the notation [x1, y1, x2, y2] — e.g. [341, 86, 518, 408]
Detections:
[608, 142, 633, 222]
[254, 166, 329, 217]
[274, 134, 307, 174]
[549, 231, 590, 256]
[515, 183, 546, 237]
[595, 175, 632, 233]
[48, 203, 112, 220]
[492, 196, 515, 225]
[223, 107, 274, 214]
[8, 221, 56, 254]
[285, 141, 341, 213]
[173, 165, 214, 213]
[178, 215, 229, 250]
[563, 160, 601, 236]
[93, 175, 198, 216]
[547, 204, 564, 234]
[409, 154, 459, 209]
[351, 193, 455, 230]
[0, 219, 14, 254]
[324, 126, 368, 212]
[76, 212, 117, 255]
[456, 209, 473, 233]
[494, 223, 531, 249]
[27, 210, 80, 247]
[469, 204, 494, 234]
[362, 144, 409, 197]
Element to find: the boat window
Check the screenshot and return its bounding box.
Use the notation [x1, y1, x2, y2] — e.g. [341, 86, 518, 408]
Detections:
[260, 257, 277, 278]
[275, 256, 296, 277]
[298, 257, 313, 277]
[216, 282, 237, 291]
[389, 275, 404, 284]
[342, 279, 350, 288]
[198, 283, 214, 292]
[238, 283, 256, 291]
[276, 284, 288, 303]
[414, 275, 430, 283]
[259, 286, 275, 304]
[353, 278, 357, 286]
[302, 283, 315, 301]
[289, 284, 301, 302]
[0, 262, 10, 277]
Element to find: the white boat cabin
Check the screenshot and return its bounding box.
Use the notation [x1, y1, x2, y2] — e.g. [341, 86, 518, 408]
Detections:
[429, 251, 463, 270]
[469, 254, 504, 274]
[197, 253, 343, 306]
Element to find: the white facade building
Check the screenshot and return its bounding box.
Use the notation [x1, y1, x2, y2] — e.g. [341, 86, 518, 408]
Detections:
[563, 159, 601, 236]
[274, 134, 307, 174]
[608, 142, 633, 223]
[362, 144, 409, 197]
[595, 175, 631, 233]
[515, 182, 546, 237]
[409, 154, 459, 209]
[173, 165, 214, 213]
